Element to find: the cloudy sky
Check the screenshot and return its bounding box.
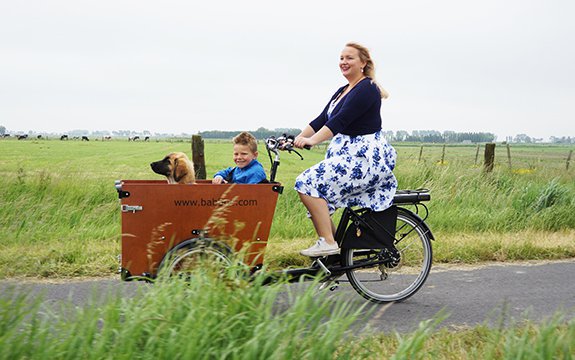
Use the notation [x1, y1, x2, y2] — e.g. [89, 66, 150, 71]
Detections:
[1, 0, 573, 141]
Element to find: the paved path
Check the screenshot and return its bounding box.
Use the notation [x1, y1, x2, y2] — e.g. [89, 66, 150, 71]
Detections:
[1, 260, 574, 333]
[342, 260, 575, 332]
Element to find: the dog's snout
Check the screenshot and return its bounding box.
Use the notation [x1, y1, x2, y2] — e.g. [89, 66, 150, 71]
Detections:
[150, 161, 163, 174]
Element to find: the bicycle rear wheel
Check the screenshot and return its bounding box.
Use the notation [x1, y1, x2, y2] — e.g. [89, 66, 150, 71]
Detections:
[343, 208, 433, 303]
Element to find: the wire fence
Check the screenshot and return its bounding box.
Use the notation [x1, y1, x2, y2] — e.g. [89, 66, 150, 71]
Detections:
[393, 143, 574, 172]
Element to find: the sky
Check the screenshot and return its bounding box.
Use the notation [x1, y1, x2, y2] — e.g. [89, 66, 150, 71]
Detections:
[1, 0, 574, 141]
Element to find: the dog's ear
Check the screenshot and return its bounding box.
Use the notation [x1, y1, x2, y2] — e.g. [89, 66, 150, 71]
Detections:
[173, 156, 188, 183]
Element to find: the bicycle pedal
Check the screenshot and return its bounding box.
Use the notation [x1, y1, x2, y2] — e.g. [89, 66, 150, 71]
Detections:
[329, 281, 340, 291]
[319, 280, 339, 292]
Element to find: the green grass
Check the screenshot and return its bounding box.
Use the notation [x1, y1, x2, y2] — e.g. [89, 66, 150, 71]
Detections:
[353, 313, 575, 359]
[1, 267, 574, 359]
[0, 139, 574, 278]
[0, 268, 365, 360]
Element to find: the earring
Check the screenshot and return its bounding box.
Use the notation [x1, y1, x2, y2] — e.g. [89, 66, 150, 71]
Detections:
[361, 68, 364, 73]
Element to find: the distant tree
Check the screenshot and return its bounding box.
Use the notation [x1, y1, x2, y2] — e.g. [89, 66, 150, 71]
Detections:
[381, 130, 395, 141]
[198, 128, 301, 140]
[113, 130, 132, 137]
[514, 134, 532, 143]
[91, 130, 111, 137]
[274, 128, 304, 136]
[69, 129, 90, 136]
[391, 130, 495, 143]
[550, 136, 574, 144]
[395, 130, 409, 142]
[0, 125, 5, 135]
[443, 130, 456, 143]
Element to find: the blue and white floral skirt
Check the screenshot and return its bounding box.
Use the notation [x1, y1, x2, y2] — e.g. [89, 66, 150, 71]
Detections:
[294, 130, 397, 215]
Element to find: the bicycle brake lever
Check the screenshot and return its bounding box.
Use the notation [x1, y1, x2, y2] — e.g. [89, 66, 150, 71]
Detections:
[290, 148, 304, 160]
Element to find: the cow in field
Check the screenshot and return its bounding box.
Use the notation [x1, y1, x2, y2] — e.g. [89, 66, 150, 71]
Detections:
[82, 136, 89, 141]
[61, 135, 69, 140]
[144, 136, 150, 141]
[17, 134, 28, 140]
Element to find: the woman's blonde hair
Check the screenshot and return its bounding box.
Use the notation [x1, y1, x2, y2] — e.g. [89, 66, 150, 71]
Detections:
[345, 42, 389, 99]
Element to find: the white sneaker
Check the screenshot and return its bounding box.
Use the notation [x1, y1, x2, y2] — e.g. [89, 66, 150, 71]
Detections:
[300, 238, 340, 257]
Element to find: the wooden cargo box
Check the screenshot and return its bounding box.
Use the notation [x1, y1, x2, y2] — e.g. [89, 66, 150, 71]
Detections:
[116, 180, 281, 279]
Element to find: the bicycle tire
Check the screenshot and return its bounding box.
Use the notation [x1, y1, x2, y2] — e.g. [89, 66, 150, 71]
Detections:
[157, 238, 233, 279]
[343, 208, 433, 303]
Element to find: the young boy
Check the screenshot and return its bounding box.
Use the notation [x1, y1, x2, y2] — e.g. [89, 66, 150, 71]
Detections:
[212, 131, 267, 184]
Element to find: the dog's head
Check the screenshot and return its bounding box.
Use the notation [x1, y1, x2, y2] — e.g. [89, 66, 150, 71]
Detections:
[150, 152, 195, 184]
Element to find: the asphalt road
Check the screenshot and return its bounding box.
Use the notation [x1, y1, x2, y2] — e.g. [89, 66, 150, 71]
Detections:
[1, 260, 574, 333]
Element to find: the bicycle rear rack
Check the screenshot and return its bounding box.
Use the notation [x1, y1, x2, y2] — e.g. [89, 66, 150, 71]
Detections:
[393, 189, 430, 204]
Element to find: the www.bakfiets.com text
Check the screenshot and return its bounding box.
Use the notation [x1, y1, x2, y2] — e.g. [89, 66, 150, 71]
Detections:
[174, 198, 258, 207]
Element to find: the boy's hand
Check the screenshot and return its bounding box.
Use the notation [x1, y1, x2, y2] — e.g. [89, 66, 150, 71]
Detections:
[212, 175, 227, 184]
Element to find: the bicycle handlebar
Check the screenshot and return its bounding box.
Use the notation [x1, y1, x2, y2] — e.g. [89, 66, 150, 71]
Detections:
[265, 134, 311, 154]
[265, 134, 310, 182]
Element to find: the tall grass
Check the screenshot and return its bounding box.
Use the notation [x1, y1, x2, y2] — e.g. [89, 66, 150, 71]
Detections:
[0, 268, 365, 360]
[352, 313, 575, 359]
[397, 162, 575, 233]
[1, 268, 574, 359]
[0, 140, 574, 277]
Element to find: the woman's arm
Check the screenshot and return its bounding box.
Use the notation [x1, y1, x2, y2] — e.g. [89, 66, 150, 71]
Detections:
[297, 125, 316, 138]
[294, 125, 333, 148]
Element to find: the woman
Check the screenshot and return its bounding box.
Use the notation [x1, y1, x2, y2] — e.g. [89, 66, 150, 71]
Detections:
[293, 42, 398, 257]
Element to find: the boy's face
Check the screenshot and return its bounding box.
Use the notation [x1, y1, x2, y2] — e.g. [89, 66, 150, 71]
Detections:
[233, 144, 257, 169]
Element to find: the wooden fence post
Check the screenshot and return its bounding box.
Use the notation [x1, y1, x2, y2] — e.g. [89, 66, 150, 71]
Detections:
[567, 150, 573, 171]
[441, 144, 446, 164]
[506, 143, 512, 170]
[484, 143, 496, 173]
[475, 144, 480, 165]
[191, 135, 206, 180]
[418, 145, 424, 163]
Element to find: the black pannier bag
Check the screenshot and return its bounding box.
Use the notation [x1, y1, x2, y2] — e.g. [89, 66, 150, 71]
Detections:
[341, 205, 398, 249]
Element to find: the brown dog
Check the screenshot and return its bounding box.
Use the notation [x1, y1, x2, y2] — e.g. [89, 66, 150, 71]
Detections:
[150, 152, 195, 184]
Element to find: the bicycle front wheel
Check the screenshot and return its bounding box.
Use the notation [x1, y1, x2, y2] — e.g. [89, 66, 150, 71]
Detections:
[343, 208, 433, 303]
[158, 239, 233, 280]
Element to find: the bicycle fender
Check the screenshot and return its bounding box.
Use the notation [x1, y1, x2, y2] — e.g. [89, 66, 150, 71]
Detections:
[168, 237, 232, 253]
[397, 207, 435, 241]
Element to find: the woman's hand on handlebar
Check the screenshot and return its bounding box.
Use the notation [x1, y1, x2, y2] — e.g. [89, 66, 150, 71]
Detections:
[294, 126, 333, 149]
[293, 136, 314, 150]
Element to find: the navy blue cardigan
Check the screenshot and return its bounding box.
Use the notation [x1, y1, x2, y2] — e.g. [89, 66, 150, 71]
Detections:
[309, 78, 382, 137]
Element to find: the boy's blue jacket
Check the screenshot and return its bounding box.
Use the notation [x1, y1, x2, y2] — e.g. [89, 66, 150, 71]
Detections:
[213, 159, 267, 184]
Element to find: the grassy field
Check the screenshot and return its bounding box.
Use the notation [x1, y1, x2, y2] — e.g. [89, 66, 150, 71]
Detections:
[1, 138, 574, 357]
[0, 138, 574, 278]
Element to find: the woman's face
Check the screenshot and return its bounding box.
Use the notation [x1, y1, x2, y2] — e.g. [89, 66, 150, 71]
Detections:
[339, 46, 366, 79]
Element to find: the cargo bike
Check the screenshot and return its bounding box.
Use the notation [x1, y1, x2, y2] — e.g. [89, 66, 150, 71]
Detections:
[115, 135, 435, 303]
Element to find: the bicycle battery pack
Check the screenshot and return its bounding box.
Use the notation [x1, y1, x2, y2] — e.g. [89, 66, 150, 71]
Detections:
[341, 206, 397, 249]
